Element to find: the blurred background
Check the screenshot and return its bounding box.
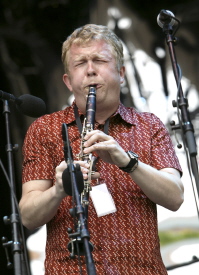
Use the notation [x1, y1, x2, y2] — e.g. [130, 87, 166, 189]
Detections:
[0, 0, 199, 274]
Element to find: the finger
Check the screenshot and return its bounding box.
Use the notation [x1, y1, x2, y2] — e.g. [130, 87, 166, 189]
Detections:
[74, 160, 90, 169]
[84, 130, 102, 140]
[84, 140, 115, 154]
[82, 170, 100, 180]
[84, 135, 113, 149]
[84, 130, 111, 144]
[82, 172, 88, 180]
[81, 166, 89, 175]
[91, 171, 100, 180]
[56, 161, 67, 173]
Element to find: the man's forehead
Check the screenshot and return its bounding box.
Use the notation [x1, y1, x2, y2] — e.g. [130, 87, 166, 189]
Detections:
[69, 41, 113, 58]
[71, 39, 111, 50]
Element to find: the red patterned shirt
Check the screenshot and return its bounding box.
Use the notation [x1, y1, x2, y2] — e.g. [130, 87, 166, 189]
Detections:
[22, 102, 182, 274]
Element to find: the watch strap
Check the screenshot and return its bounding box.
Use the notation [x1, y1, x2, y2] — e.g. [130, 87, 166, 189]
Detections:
[119, 151, 139, 173]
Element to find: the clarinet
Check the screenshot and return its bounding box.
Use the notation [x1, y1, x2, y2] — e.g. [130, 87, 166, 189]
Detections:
[79, 86, 96, 207]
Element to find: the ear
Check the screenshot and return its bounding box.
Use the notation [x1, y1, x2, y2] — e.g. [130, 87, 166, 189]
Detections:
[63, 74, 73, 92]
[119, 66, 125, 84]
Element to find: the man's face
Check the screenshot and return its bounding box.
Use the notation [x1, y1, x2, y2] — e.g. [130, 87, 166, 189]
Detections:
[63, 39, 125, 113]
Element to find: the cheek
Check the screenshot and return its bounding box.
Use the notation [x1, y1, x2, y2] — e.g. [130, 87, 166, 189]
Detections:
[69, 72, 84, 86]
[110, 70, 122, 85]
[101, 65, 119, 80]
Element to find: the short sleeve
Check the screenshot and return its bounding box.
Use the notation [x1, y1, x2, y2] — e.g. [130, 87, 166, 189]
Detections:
[22, 117, 58, 183]
[150, 114, 182, 175]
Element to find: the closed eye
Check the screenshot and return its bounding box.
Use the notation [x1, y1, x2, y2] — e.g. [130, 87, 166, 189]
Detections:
[75, 61, 85, 66]
[95, 59, 108, 63]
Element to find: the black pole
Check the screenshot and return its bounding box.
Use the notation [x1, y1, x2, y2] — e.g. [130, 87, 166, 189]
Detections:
[162, 24, 199, 202]
[1, 99, 30, 275]
[62, 123, 96, 275]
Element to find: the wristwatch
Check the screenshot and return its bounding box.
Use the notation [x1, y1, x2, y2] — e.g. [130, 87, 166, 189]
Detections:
[119, 151, 139, 173]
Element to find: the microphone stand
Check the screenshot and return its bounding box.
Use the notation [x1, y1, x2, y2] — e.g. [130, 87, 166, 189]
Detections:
[1, 99, 30, 275]
[62, 123, 96, 275]
[163, 23, 199, 196]
[161, 22, 199, 270]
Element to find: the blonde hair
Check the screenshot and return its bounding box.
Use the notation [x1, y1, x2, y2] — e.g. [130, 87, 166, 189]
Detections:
[62, 24, 124, 73]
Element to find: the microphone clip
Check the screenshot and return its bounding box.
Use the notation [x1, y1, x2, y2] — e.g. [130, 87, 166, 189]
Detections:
[157, 9, 181, 36]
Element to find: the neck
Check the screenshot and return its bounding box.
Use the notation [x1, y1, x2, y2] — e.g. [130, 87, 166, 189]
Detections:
[75, 100, 120, 124]
[94, 99, 120, 124]
[95, 107, 116, 124]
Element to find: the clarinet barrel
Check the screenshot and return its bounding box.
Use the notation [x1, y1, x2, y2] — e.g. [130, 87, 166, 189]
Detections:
[80, 86, 96, 163]
[85, 86, 96, 131]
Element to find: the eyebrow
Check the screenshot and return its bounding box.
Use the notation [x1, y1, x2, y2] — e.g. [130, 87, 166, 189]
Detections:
[73, 53, 112, 63]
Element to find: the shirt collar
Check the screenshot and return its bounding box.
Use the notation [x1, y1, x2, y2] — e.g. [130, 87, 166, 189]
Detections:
[62, 101, 77, 124]
[112, 102, 136, 125]
[63, 101, 136, 125]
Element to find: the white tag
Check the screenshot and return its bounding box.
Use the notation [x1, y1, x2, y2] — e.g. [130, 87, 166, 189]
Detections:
[90, 183, 117, 217]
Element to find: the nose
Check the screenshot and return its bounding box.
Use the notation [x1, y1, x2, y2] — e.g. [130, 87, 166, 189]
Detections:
[87, 61, 97, 76]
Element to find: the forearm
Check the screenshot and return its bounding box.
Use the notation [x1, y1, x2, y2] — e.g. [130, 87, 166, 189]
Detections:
[19, 183, 66, 230]
[130, 161, 184, 211]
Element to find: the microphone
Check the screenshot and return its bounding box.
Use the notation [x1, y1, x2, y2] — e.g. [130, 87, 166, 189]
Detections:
[62, 165, 84, 196]
[0, 90, 46, 117]
[157, 9, 175, 28]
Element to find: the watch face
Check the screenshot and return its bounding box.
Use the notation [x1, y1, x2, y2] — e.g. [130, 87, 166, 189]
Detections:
[128, 151, 138, 159]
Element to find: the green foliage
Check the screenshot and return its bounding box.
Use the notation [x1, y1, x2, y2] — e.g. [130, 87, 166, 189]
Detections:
[159, 229, 199, 246]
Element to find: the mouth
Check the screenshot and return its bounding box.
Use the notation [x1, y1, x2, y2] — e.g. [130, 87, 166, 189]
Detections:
[86, 83, 102, 89]
[89, 84, 97, 88]
[84, 84, 102, 96]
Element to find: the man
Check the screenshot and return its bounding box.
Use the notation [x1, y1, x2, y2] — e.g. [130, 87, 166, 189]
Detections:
[19, 24, 184, 274]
